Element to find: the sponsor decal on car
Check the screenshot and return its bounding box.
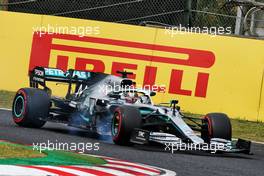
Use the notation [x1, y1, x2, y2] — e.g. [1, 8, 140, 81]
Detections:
[44, 68, 91, 80]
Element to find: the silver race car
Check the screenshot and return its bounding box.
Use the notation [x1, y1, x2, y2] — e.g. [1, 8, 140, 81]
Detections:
[12, 67, 251, 154]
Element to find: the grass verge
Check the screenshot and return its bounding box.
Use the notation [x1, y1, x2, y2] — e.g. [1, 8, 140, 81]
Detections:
[0, 141, 106, 165]
[184, 112, 264, 142]
[1, 90, 264, 142]
[231, 119, 264, 142]
[0, 90, 15, 109]
[0, 142, 45, 159]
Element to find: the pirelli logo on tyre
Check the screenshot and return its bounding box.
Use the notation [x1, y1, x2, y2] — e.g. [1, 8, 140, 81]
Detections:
[29, 32, 215, 98]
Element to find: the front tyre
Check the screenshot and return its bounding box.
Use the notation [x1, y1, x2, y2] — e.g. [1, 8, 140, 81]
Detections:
[201, 113, 232, 143]
[12, 88, 50, 128]
[112, 106, 142, 145]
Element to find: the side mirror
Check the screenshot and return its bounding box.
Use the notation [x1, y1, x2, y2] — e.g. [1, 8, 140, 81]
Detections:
[150, 92, 156, 96]
[96, 99, 109, 106]
[170, 100, 179, 105]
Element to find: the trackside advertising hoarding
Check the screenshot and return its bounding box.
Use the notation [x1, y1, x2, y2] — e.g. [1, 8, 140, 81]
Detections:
[0, 11, 264, 121]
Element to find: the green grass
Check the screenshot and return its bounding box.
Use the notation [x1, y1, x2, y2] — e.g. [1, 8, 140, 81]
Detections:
[1, 90, 264, 142]
[231, 119, 264, 142]
[184, 112, 264, 142]
[0, 142, 106, 165]
[0, 90, 15, 109]
[0, 142, 45, 159]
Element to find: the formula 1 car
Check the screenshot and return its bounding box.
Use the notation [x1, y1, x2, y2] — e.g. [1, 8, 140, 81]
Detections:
[12, 67, 251, 154]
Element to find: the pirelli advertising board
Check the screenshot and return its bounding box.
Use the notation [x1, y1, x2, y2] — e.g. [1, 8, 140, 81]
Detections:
[0, 11, 264, 121]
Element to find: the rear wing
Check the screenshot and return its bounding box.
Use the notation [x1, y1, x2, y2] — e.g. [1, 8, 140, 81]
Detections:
[30, 67, 92, 86]
[29, 67, 99, 98]
[29, 67, 134, 99]
[30, 67, 135, 87]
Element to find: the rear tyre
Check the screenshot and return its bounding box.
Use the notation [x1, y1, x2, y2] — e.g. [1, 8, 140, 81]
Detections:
[12, 88, 50, 128]
[112, 106, 142, 145]
[201, 113, 232, 143]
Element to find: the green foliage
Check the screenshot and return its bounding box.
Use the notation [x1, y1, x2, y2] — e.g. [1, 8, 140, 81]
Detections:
[193, 0, 237, 30]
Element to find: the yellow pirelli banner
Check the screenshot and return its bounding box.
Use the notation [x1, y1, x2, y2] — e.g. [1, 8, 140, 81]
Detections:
[0, 11, 264, 121]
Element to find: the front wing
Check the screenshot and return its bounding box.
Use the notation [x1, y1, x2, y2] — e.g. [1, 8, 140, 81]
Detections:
[130, 129, 251, 154]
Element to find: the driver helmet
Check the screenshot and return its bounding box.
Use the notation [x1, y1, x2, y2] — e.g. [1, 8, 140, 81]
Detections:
[124, 92, 139, 103]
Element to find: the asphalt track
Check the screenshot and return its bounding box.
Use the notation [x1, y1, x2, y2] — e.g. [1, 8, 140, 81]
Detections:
[0, 109, 264, 176]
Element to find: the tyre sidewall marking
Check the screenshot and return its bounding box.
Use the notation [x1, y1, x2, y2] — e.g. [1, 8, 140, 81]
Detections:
[204, 115, 213, 139]
[112, 108, 122, 141]
[13, 89, 27, 123]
